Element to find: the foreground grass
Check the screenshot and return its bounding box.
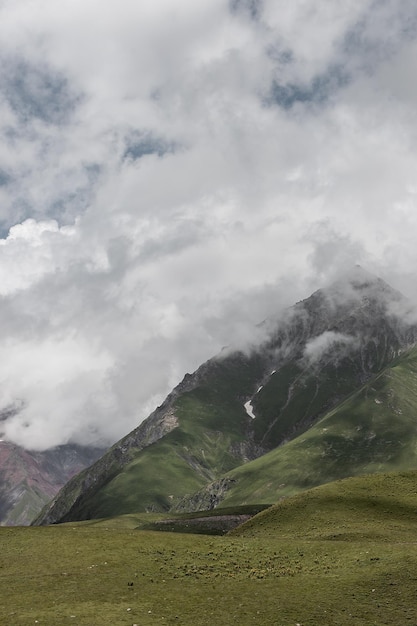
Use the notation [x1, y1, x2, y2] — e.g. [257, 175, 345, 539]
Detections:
[1, 529, 417, 624]
[4, 471, 417, 625]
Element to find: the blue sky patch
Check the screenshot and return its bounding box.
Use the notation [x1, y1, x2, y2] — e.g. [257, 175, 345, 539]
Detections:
[2, 59, 79, 125]
[124, 133, 178, 161]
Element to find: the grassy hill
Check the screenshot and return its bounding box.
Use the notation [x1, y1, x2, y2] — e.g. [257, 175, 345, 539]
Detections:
[230, 469, 417, 542]
[4, 471, 417, 625]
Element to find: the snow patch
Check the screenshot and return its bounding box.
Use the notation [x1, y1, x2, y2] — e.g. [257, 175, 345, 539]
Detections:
[244, 400, 256, 419]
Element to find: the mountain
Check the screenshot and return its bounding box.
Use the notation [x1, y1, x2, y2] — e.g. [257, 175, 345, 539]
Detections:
[34, 266, 417, 525]
[0, 442, 104, 525]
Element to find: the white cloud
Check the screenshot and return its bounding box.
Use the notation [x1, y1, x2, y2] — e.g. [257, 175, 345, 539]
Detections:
[304, 331, 356, 364]
[0, 219, 76, 294]
[0, 1, 414, 449]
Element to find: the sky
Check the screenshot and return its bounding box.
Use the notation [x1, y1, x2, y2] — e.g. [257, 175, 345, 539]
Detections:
[0, 0, 417, 450]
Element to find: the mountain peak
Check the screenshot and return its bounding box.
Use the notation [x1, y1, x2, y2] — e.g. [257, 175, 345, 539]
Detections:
[330, 265, 386, 290]
[322, 266, 404, 308]
[340, 264, 376, 284]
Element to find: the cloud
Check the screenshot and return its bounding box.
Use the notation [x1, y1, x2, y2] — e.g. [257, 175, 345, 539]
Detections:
[304, 331, 356, 364]
[0, 1, 414, 449]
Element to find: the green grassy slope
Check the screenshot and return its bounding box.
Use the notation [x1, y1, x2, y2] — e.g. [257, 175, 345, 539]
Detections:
[231, 469, 417, 541]
[217, 346, 417, 507]
[4, 471, 417, 625]
[251, 356, 376, 447]
[69, 427, 243, 519]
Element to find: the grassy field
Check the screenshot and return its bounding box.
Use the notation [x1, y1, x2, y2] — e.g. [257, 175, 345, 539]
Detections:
[3, 472, 417, 625]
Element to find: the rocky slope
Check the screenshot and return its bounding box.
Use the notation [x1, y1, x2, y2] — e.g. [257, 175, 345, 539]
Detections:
[34, 266, 417, 525]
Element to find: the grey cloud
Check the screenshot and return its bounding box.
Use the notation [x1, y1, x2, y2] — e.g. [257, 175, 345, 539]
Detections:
[306, 223, 367, 284]
[264, 0, 417, 111]
[46, 163, 102, 225]
[342, 0, 417, 71]
[265, 45, 293, 65]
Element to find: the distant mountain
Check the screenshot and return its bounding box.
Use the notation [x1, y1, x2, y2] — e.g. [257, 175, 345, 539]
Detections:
[34, 266, 417, 525]
[0, 442, 104, 525]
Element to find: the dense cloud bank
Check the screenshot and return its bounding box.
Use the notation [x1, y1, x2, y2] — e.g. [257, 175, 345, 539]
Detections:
[0, 1, 416, 449]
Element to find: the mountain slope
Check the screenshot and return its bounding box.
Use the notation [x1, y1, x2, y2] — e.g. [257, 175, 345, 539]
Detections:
[34, 267, 417, 525]
[33, 357, 265, 523]
[0, 442, 104, 525]
[181, 345, 417, 510]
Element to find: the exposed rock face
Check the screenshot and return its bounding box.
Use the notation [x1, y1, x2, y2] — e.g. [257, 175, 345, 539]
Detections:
[173, 478, 238, 513]
[34, 267, 417, 525]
